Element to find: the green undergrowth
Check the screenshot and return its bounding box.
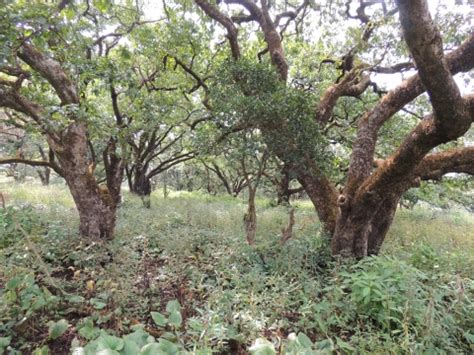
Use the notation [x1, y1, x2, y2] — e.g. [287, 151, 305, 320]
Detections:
[1, 181, 473, 354]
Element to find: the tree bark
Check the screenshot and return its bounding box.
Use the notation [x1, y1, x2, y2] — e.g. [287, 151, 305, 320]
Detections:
[244, 186, 257, 245]
[276, 165, 291, 205]
[329, 192, 401, 258]
[37, 146, 51, 185]
[130, 168, 152, 208]
[37, 168, 50, 185]
[47, 123, 121, 239]
[329, 0, 473, 258]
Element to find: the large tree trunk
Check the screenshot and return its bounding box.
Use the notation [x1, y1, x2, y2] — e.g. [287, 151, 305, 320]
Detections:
[330, 195, 401, 258]
[130, 169, 152, 208]
[37, 167, 50, 185]
[244, 186, 257, 245]
[50, 123, 122, 239]
[276, 165, 291, 205]
[0, 42, 125, 241]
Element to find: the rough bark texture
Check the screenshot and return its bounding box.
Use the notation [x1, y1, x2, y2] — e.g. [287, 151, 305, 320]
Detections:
[49, 123, 122, 239]
[130, 168, 152, 208]
[280, 208, 295, 244]
[244, 186, 257, 245]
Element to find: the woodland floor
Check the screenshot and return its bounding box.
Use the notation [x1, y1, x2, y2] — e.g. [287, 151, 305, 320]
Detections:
[1, 179, 473, 354]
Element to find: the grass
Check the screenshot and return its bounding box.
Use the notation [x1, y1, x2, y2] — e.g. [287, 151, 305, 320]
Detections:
[1, 178, 473, 354]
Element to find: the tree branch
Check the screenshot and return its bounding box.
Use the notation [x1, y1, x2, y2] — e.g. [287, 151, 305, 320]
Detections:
[352, 0, 473, 203]
[18, 43, 78, 105]
[315, 70, 371, 125]
[226, 0, 288, 80]
[416, 146, 474, 180]
[0, 158, 63, 176]
[345, 32, 474, 195]
[195, 0, 241, 60]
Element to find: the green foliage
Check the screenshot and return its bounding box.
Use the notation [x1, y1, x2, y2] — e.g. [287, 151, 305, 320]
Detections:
[48, 319, 69, 340]
[341, 257, 427, 330]
[0, 205, 42, 247]
[402, 177, 474, 211]
[151, 300, 183, 329]
[210, 59, 334, 173]
[71, 324, 187, 354]
[0, 273, 60, 350]
[0, 183, 473, 353]
[249, 338, 276, 355]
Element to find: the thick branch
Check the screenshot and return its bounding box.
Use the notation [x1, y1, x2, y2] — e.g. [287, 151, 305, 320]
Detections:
[396, 0, 467, 135]
[316, 71, 370, 126]
[0, 158, 63, 176]
[416, 146, 474, 180]
[226, 0, 288, 81]
[345, 32, 474, 195]
[355, 0, 471, 195]
[195, 0, 240, 60]
[18, 43, 78, 105]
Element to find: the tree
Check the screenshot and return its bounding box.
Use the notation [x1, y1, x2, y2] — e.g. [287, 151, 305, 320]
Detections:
[193, 0, 474, 258]
[125, 121, 194, 207]
[117, 16, 212, 207]
[264, 161, 304, 205]
[202, 156, 250, 197]
[0, 1, 142, 239]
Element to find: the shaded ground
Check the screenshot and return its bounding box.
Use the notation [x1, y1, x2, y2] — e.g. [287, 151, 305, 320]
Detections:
[1, 180, 473, 353]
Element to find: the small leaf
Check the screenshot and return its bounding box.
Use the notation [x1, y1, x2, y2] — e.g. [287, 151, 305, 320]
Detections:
[69, 295, 85, 303]
[33, 346, 50, 355]
[6, 277, 21, 290]
[362, 287, 371, 297]
[314, 339, 334, 351]
[0, 337, 11, 352]
[90, 298, 107, 310]
[297, 332, 313, 348]
[97, 350, 120, 355]
[139, 343, 162, 355]
[150, 311, 167, 327]
[336, 337, 355, 352]
[124, 326, 154, 348]
[48, 319, 69, 340]
[249, 338, 276, 355]
[78, 321, 100, 340]
[97, 332, 124, 351]
[165, 300, 181, 313]
[122, 340, 140, 355]
[156, 339, 180, 354]
[168, 310, 182, 328]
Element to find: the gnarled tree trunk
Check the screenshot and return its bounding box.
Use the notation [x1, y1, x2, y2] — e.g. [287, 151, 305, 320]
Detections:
[50, 123, 123, 240]
[244, 186, 257, 245]
[130, 168, 152, 208]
